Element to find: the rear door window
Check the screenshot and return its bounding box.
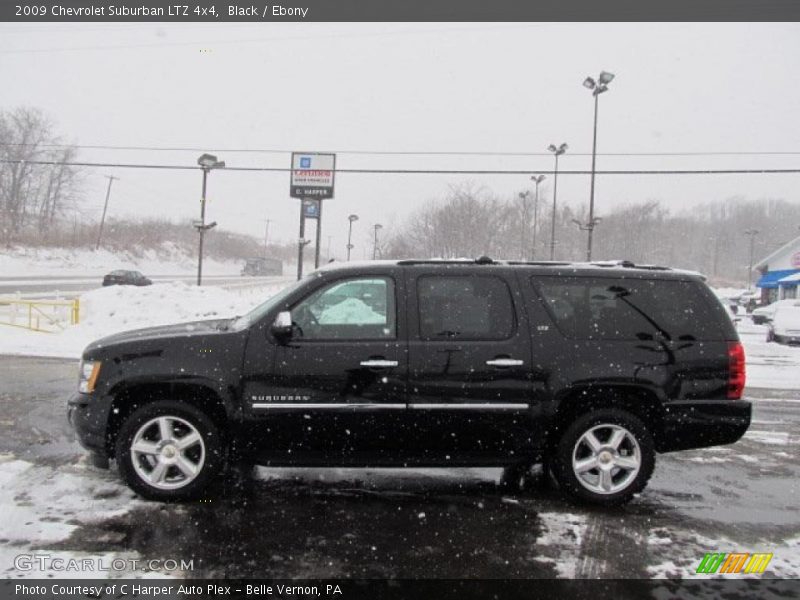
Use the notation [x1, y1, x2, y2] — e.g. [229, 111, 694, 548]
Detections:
[533, 276, 726, 341]
[417, 275, 515, 340]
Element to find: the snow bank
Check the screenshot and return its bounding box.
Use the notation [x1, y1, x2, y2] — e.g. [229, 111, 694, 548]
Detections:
[0, 281, 287, 359]
[0, 244, 240, 277]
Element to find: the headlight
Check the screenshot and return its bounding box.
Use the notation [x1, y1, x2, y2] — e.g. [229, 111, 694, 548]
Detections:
[78, 360, 102, 393]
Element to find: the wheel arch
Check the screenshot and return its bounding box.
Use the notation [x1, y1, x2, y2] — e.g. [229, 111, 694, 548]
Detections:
[105, 380, 231, 456]
[547, 384, 665, 452]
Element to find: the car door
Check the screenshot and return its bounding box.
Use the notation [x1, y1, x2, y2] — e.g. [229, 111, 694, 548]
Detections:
[247, 272, 408, 464]
[404, 267, 537, 464]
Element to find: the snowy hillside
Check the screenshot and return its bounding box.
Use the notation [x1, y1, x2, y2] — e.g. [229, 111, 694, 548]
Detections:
[0, 244, 242, 277]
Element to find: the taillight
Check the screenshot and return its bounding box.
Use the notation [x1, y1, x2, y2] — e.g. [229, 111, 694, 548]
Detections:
[727, 341, 746, 399]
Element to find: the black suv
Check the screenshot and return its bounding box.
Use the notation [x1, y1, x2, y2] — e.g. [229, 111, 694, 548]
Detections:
[68, 259, 750, 505]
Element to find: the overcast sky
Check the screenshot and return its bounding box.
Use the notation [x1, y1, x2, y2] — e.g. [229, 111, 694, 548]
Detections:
[1, 23, 799, 258]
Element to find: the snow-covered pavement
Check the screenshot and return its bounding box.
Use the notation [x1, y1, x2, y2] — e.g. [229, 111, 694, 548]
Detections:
[0, 353, 798, 581]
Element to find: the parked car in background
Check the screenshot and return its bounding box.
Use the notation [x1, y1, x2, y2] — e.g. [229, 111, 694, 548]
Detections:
[766, 304, 800, 345]
[102, 270, 152, 287]
[738, 290, 759, 313]
[752, 299, 800, 325]
[241, 257, 283, 276]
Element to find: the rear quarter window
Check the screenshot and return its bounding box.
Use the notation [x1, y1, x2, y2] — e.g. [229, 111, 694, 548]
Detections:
[532, 276, 729, 341]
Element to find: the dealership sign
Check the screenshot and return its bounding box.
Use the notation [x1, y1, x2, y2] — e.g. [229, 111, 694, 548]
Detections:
[290, 152, 335, 199]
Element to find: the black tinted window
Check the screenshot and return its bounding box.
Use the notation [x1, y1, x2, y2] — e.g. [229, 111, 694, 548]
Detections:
[533, 276, 725, 341]
[417, 275, 515, 340]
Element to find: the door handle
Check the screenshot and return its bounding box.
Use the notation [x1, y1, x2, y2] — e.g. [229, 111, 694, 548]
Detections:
[486, 358, 524, 367]
[360, 359, 399, 368]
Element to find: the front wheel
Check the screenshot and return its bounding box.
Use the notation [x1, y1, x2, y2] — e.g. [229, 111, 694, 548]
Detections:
[115, 400, 225, 501]
[551, 409, 655, 506]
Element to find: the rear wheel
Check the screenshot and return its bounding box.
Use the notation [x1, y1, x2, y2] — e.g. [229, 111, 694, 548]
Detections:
[115, 400, 225, 501]
[551, 409, 655, 506]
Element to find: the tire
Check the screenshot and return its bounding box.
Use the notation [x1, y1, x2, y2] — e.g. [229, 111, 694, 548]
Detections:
[551, 408, 655, 506]
[115, 400, 225, 501]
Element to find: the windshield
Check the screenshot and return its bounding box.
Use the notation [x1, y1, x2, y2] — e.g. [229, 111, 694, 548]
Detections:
[230, 277, 308, 331]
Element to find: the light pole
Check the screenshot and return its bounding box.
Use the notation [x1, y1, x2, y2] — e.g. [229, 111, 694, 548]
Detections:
[530, 174, 545, 260]
[572, 217, 603, 259]
[346, 214, 359, 261]
[518, 191, 531, 261]
[195, 153, 225, 286]
[547, 143, 568, 260]
[744, 228, 759, 290]
[373, 223, 383, 260]
[582, 70, 615, 261]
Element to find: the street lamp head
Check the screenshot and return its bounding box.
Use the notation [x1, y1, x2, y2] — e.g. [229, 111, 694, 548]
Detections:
[374, 223, 383, 230]
[348, 214, 359, 222]
[559, 143, 569, 153]
[197, 153, 225, 169]
[598, 71, 615, 84]
[531, 175, 546, 184]
[583, 77, 596, 90]
[547, 144, 558, 152]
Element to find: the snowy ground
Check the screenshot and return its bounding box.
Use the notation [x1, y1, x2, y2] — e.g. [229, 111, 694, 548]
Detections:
[0, 280, 290, 358]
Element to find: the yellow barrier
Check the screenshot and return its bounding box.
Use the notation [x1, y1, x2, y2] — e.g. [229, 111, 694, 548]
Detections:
[0, 297, 80, 333]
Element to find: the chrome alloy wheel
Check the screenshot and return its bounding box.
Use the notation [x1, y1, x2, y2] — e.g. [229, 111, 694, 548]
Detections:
[571, 423, 641, 495]
[130, 416, 205, 490]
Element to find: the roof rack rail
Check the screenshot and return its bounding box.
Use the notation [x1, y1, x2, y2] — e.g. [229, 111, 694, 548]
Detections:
[397, 257, 497, 266]
[507, 260, 573, 266]
[590, 260, 671, 271]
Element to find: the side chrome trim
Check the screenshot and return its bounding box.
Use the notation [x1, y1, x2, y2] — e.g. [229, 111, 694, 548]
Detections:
[251, 403, 406, 410]
[250, 402, 530, 411]
[409, 403, 530, 410]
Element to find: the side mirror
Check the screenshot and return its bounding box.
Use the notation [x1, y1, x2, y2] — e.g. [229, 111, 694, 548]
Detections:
[271, 311, 293, 339]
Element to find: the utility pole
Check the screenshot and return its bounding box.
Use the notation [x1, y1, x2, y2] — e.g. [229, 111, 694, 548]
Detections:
[263, 218, 271, 257]
[297, 203, 307, 280]
[744, 229, 759, 290]
[347, 214, 359, 261]
[327, 235, 332, 259]
[373, 224, 383, 260]
[582, 71, 615, 261]
[314, 202, 323, 269]
[95, 175, 118, 250]
[530, 175, 545, 260]
[547, 143, 568, 260]
[195, 154, 224, 286]
[518, 191, 530, 260]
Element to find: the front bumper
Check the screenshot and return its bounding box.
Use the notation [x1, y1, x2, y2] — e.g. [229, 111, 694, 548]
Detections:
[67, 391, 112, 456]
[658, 399, 751, 453]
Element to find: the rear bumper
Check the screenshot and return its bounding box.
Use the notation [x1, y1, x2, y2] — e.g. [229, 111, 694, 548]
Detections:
[658, 399, 751, 453]
[67, 392, 112, 456]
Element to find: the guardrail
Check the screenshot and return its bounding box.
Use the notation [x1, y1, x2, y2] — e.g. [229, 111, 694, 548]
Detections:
[0, 296, 80, 332]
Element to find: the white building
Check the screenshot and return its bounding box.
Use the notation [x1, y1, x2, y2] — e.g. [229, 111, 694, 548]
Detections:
[754, 234, 800, 303]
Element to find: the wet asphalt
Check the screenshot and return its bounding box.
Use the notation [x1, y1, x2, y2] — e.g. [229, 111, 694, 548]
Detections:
[0, 355, 798, 581]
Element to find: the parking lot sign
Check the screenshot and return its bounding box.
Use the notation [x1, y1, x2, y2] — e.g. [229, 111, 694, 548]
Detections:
[291, 152, 335, 199]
